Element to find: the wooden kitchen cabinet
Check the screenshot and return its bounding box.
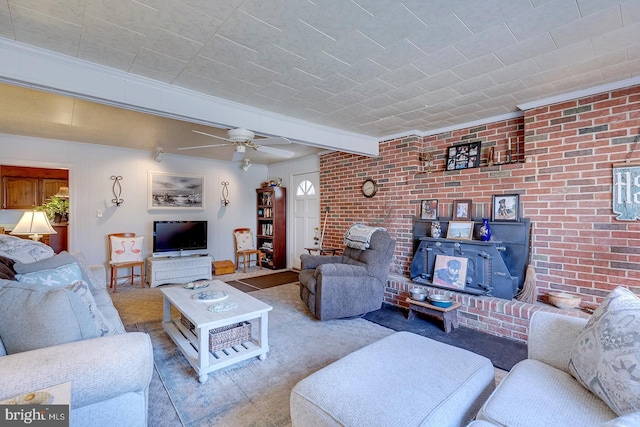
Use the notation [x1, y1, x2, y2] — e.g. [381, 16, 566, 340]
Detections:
[3, 176, 40, 209]
[1, 166, 68, 209]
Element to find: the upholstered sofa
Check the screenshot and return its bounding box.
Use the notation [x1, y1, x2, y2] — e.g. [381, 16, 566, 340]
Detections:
[299, 228, 396, 320]
[472, 310, 620, 426]
[0, 248, 153, 427]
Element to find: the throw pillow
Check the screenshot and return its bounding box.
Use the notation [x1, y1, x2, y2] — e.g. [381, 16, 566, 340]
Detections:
[600, 412, 640, 426]
[110, 236, 144, 263]
[235, 232, 255, 251]
[14, 251, 96, 291]
[569, 286, 640, 416]
[0, 255, 16, 280]
[0, 281, 98, 354]
[66, 281, 117, 336]
[15, 262, 83, 287]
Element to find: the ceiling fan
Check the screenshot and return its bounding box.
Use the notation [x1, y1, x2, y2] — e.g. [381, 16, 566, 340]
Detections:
[178, 128, 295, 161]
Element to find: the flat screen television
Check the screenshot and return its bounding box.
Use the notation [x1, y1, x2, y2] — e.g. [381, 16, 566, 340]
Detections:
[152, 221, 207, 255]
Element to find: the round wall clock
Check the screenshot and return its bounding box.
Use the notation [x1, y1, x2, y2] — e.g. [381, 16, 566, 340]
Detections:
[361, 179, 378, 198]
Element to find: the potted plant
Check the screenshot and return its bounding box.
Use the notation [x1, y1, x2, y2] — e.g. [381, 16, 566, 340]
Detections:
[37, 196, 69, 223]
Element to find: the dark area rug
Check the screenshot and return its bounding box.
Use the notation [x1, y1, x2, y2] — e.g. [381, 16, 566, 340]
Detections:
[363, 303, 528, 371]
[236, 271, 300, 289]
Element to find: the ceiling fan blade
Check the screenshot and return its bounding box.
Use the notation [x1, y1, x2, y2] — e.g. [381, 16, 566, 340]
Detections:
[256, 145, 295, 158]
[192, 130, 232, 142]
[177, 143, 228, 151]
[255, 136, 291, 146]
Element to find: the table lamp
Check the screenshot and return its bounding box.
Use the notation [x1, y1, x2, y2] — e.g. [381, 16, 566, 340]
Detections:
[10, 211, 57, 241]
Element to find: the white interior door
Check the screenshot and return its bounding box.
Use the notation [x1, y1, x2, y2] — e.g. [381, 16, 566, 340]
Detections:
[290, 171, 319, 270]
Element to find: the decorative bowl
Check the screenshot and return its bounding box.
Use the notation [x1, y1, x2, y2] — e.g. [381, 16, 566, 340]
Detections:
[409, 288, 428, 301]
[429, 294, 453, 308]
[548, 291, 581, 310]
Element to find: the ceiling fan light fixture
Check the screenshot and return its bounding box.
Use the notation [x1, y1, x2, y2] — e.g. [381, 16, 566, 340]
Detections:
[235, 145, 246, 154]
[228, 128, 255, 142]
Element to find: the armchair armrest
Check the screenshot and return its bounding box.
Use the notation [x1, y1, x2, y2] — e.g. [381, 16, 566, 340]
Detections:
[0, 332, 153, 409]
[89, 264, 107, 289]
[317, 263, 369, 277]
[300, 254, 343, 270]
[528, 311, 588, 372]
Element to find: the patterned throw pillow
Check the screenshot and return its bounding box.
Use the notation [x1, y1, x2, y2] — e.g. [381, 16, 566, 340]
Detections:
[235, 232, 255, 251]
[66, 281, 117, 337]
[569, 286, 640, 416]
[110, 236, 144, 263]
[15, 262, 83, 287]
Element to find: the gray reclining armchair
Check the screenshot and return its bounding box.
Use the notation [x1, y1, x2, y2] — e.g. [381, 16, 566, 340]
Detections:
[299, 229, 396, 320]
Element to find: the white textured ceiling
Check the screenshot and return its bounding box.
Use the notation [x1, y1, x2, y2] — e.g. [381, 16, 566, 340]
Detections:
[0, 0, 639, 163]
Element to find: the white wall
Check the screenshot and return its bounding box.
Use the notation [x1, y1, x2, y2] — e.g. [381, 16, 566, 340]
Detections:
[0, 133, 272, 267]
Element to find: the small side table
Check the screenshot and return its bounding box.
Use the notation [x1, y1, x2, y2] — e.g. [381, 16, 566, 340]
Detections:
[305, 247, 340, 255]
[406, 297, 461, 333]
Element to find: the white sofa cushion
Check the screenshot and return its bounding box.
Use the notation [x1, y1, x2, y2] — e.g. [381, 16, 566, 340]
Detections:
[477, 359, 616, 426]
[569, 286, 640, 416]
[0, 281, 98, 354]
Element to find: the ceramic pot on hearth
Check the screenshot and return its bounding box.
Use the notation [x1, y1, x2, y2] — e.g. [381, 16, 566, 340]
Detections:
[480, 218, 491, 241]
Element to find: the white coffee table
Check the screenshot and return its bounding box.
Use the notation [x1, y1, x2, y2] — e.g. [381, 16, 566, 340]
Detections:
[161, 280, 273, 383]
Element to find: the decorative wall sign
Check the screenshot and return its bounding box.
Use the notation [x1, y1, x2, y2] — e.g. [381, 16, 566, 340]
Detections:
[148, 172, 204, 211]
[446, 141, 481, 171]
[613, 163, 640, 220]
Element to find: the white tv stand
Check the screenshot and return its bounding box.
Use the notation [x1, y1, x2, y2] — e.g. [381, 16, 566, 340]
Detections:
[146, 255, 213, 288]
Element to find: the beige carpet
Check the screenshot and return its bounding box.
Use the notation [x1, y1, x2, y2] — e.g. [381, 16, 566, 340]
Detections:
[111, 268, 508, 426]
[111, 268, 396, 426]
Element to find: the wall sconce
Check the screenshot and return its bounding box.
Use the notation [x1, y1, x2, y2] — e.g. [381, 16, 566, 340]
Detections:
[154, 147, 164, 162]
[221, 181, 229, 206]
[111, 175, 124, 206]
[242, 159, 252, 171]
[421, 151, 433, 174]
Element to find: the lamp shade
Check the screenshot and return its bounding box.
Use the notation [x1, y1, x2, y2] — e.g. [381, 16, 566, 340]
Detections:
[54, 186, 69, 198]
[10, 211, 57, 241]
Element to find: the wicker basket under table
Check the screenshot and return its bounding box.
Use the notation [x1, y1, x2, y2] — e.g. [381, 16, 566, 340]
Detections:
[181, 316, 252, 352]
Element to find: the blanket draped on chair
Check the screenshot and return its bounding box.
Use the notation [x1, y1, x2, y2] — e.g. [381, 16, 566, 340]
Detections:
[343, 224, 386, 250]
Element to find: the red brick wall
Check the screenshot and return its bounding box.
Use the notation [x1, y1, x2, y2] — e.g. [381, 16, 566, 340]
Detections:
[319, 85, 640, 341]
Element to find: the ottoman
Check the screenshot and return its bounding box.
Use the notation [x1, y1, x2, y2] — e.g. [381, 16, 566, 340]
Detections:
[290, 331, 495, 427]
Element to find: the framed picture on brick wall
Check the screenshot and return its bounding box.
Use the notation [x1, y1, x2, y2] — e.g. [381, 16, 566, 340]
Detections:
[421, 199, 438, 220]
[492, 194, 519, 222]
[453, 199, 472, 220]
[445, 142, 482, 171]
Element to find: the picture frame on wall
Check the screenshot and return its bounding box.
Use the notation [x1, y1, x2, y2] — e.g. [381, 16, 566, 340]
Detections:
[445, 141, 482, 171]
[421, 199, 438, 220]
[445, 221, 474, 240]
[453, 199, 472, 221]
[492, 194, 519, 222]
[148, 171, 204, 211]
[433, 254, 467, 290]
